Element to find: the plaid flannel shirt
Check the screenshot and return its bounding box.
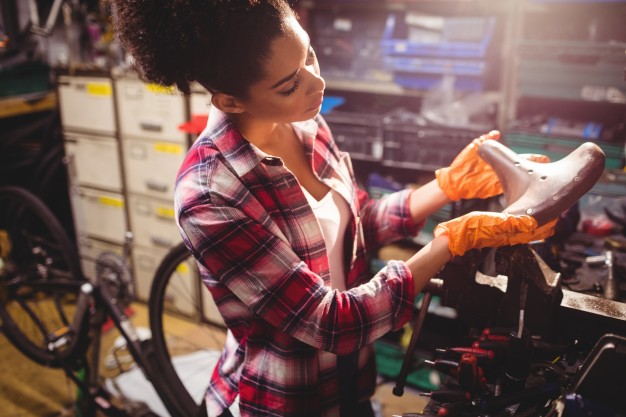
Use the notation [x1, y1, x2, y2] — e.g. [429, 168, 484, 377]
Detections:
[175, 106, 423, 417]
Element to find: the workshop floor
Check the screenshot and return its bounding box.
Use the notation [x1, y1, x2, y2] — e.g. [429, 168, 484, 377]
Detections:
[0, 303, 428, 417]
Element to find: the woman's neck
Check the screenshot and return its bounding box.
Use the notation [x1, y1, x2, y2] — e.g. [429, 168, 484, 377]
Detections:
[233, 114, 291, 156]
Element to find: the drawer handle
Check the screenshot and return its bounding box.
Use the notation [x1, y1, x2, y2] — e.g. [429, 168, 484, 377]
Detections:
[140, 122, 163, 132]
[146, 180, 168, 193]
[151, 236, 173, 248]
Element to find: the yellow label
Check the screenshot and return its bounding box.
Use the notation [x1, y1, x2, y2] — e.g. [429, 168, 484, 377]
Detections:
[87, 83, 112, 96]
[176, 263, 189, 274]
[98, 196, 124, 208]
[154, 142, 183, 154]
[155, 206, 175, 219]
[146, 83, 176, 94]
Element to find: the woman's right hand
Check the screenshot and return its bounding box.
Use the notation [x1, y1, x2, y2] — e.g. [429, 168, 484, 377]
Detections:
[434, 211, 557, 257]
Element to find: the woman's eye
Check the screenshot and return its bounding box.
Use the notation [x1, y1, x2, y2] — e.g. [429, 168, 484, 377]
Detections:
[306, 47, 316, 65]
[279, 79, 300, 96]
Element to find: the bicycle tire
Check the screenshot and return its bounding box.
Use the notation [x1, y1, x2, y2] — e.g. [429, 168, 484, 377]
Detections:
[0, 185, 87, 367]
[148, 242, 227, 417]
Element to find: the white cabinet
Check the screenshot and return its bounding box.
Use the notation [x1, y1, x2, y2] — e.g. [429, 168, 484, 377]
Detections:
[132, 244, 223, 324]
[203, 282, 225, 326]
[115, 77, 187, 143]
[122, 136, 186, 199]
[78, 236, 125, 281]
[132, 245, 166, 303]
[190, 90, 211, 117]
[58, 76, 116, 135]
[70, 186, 127, 244]
[128, 194, 180, 249]
[64, 132, 122, 192]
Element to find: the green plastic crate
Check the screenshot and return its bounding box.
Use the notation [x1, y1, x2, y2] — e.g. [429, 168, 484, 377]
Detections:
[0, 61, 51, 98]
[505, 133, 624, 169]
[517, 40, 626, 103]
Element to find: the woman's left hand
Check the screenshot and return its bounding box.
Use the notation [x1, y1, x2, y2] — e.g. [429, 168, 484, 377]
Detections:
[435, 130, 502, 201]
[435, 131, 550, 201]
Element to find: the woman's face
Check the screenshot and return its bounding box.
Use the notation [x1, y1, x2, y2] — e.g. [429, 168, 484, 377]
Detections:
[238, 16, 326, 124]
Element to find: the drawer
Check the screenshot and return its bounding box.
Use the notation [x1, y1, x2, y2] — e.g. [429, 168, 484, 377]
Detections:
[132, 244, 223, 324]
[77, 236, 125, 281]
[115, 78, 188, 143]
[130, 245, 191, 311]
[70, 186, 127, 244]
[64, 132, 122, 192]
[132, 245, 168, 303]
[122, 137, 186, 199]
[128, 194, 180, 249]
[190, 90, 211, 117]
[202, 280, 225, 326]
[58, 76, 116, 135]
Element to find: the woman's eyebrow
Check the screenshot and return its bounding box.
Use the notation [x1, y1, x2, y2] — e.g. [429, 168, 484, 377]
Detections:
[270, 40, 311, 89]
[270, 68, 300, 89]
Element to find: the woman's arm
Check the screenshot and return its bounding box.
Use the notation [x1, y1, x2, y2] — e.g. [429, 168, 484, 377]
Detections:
[405, 235, 451, 294]
[407, 179, 451, 226]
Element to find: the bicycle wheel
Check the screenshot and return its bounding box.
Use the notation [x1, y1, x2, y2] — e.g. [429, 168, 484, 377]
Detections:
[0, 186, 87, 367]
[149, 242, 227, 416]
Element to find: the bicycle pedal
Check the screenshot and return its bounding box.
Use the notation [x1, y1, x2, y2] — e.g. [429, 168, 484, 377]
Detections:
[46, 326, 73, 350]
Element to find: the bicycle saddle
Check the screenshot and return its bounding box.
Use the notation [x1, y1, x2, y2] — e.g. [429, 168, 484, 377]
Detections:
[478, 140, 605, 226]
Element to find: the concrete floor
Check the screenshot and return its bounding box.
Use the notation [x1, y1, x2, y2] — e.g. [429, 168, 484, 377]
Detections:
[0, 302, 428, 417]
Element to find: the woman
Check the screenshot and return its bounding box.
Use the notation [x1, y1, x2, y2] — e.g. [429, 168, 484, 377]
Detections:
[111, 1, 554, 416]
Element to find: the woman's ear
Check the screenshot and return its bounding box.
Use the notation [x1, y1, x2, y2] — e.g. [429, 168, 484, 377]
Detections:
[211, 93, 245, 114]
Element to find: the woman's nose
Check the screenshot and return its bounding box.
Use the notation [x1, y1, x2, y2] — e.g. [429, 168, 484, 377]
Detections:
[305, 65, 325, 92]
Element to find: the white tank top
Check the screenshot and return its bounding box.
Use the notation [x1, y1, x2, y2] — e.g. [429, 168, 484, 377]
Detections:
[302, 187, 351, 291]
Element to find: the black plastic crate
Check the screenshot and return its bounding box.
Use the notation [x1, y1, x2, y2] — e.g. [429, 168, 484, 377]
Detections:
[382, 120, 482, 171]
[325, 110, 387, 161]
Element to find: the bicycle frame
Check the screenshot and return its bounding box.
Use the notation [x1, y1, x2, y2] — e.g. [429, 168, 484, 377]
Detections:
[46, 275, 185, 417]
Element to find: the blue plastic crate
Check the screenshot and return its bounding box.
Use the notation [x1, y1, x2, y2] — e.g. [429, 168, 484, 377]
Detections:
[384, 56, 486, 76]
[530, 0, 626, 3]
[313, 10, 393, 82]
[380, 13, 496, 59]
[392, 72, 484, 92]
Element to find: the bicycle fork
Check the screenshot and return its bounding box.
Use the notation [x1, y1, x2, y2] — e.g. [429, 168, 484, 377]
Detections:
[96, 278, 184, 417]
[45, 282, 130, 416]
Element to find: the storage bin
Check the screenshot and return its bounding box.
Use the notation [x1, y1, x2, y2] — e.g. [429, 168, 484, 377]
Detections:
[0, 61, 51, 98]
[325, 111, 386, 161]
[313, 10, 392, 82]
[382, 114, 481, 171]
[530, 0, 626, 3]
[380, 13, 496, 91]
[504, 132, 624, 169]
[517, 40, 626, 102]
[381, 13, 496, 59]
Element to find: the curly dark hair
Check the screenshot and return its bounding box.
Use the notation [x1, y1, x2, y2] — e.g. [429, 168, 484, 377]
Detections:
[111, 0, 295, 97]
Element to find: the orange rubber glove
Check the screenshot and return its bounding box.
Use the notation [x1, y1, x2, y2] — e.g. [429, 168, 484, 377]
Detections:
[435, 131, 551, 201]
[435, 130, 502, 201]
[434, 212, 558, 257]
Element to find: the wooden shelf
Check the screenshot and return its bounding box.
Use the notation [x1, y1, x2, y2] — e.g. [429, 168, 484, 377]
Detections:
[0, 91, 57, 119]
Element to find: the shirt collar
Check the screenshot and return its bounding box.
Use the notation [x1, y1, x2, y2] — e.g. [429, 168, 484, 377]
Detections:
[207, 106, 268, 178]
[207, 106, 321, 178]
